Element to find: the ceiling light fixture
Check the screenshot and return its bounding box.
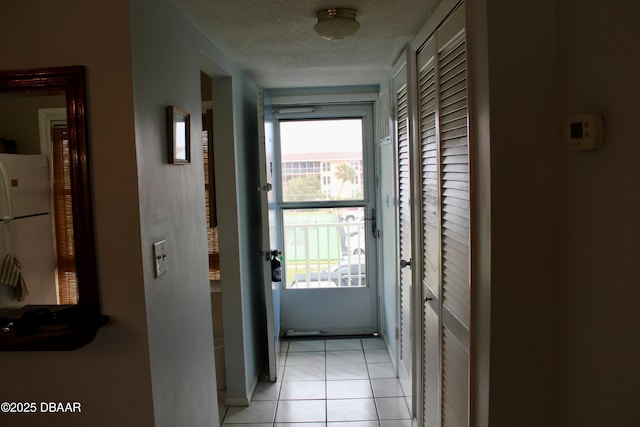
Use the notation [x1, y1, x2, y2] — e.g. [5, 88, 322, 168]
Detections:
[314, 8, 360, 41]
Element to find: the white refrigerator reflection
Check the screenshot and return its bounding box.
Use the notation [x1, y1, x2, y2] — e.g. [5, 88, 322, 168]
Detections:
[0, 154, 57, 307]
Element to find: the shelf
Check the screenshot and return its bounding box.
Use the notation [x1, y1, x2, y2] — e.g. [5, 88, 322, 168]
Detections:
[0, 305, 108, 351]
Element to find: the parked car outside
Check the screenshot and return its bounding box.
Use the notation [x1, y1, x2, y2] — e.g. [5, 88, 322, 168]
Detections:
[289, 257, 366, 288]
[339, 207, 364, 222]
[346, 225, 365, 255]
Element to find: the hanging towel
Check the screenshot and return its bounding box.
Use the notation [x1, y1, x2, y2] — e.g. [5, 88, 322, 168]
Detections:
[0, 253, 19, 286]
[0, 253, 28, 301]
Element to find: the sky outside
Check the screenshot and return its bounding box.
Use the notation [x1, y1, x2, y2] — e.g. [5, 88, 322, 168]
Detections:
[280, 119, 362, 154]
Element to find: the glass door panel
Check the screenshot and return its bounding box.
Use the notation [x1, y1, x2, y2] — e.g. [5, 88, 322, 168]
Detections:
[283, 207, 366, 289]
[280, 119, 364, 202]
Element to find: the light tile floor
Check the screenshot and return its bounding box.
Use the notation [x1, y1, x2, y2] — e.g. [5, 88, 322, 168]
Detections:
[220, 337, 411, 426]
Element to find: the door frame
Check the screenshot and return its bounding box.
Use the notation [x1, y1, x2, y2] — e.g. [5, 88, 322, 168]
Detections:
[273, 102, 379, 336]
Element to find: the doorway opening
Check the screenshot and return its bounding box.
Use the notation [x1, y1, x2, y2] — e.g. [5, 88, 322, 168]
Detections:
[200, 71, 226, 399]
[276, 106, 378, 335]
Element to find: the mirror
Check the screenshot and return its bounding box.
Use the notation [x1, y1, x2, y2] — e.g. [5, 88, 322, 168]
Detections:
[0, 66, 100, 320]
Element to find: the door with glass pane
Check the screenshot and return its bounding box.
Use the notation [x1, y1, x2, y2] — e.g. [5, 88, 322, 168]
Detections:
[277, 106, 377, 335]
[258, 89, 281, 381]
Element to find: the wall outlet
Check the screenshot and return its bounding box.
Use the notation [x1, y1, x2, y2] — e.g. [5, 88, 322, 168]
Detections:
[153, 240, 167, 277]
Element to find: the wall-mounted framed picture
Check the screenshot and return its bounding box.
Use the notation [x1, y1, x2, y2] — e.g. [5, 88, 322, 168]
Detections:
[167, 106, 191, 164]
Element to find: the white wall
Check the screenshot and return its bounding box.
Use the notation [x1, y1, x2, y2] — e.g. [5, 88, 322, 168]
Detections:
[0, 1, 154, 426]
[555, 1, 640, 425]
[375, 75, 398, 364]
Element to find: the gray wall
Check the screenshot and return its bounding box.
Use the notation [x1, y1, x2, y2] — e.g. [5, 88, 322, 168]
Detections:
[469, 0, 640, 426]
[473, 0, 559, 425]
[129, 0, 218, 425]
[212, 74, 267, 404]
[555, 1, 640, 425]
[130, 0, 267, 418]
[234, 73, 268, 401]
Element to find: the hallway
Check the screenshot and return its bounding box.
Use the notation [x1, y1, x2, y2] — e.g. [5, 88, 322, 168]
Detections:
[220, 337, 411, 426]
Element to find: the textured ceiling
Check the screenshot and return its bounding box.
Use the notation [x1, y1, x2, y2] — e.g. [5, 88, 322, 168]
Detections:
[175, 0, 441, 88]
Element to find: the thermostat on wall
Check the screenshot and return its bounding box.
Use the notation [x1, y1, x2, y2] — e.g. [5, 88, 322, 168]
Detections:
[566, 113, 605, 151]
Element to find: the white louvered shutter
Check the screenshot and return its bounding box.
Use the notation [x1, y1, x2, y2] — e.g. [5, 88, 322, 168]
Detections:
[418, 34, 440, 427]
[418, 4, 470, 427]
[395, 65, 413, 384]
[439, 16, 470, 427]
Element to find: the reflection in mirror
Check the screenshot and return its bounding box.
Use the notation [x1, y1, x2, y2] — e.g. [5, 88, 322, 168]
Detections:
[0, 66, 98, 318]
[0, 91, 78, 307]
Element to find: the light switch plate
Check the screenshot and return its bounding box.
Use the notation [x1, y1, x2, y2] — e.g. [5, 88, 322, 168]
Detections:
[153, 240, 167, 277]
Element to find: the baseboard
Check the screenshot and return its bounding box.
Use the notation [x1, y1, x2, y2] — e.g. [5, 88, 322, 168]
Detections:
[224, 396, 249, 407]
[223, 370, 260, 407]
[383, 334, 399, 375]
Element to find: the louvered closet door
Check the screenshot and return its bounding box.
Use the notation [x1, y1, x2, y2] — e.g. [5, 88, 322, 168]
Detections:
[439, 10, 470, 426]
[395, 63, 413, 394]
[419, 5, 470, 427]
[418, 35, 440, 427]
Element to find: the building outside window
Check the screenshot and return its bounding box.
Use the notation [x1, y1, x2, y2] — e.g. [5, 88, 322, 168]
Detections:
[281, 153, 361, 201]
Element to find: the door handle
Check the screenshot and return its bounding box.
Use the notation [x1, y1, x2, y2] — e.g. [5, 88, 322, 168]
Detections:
[371, 208, 378, 239]
[259, 249, 281, 261]
[400, 259, 411, 268]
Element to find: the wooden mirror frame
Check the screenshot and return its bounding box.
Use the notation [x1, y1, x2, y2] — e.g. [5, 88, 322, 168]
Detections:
[0, 66, 104, 350]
